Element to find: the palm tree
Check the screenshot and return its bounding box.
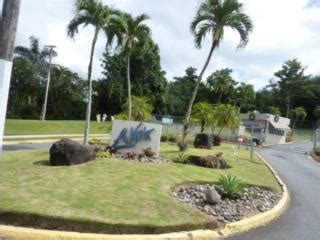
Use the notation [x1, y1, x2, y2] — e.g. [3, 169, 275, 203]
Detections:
[213, 104, 241, 134]
[122, 96, 153, 122]
[236, 82, 256, 112]
[182, 0, 253, 147]
[14, 36, 55, 107]
[191, 102, 214, 133]
[67, 0, 119, 144]
[207, 68, 237, 103]
[110, 13, 151, 120]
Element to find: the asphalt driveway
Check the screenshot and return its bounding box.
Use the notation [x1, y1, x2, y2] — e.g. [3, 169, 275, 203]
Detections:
[226, 142, 320, 240]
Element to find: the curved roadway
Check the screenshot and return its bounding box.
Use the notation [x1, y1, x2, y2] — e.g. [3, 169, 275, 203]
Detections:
[3, 141, 320, 239]
[226, 142, 320, 240]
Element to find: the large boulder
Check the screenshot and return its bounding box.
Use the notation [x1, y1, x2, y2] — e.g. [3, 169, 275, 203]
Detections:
[50, 139, 96, 166]
[188, 153, 229, 169]
[205, 186, 221, 204]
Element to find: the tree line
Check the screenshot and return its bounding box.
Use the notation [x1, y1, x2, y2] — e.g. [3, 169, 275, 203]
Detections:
[7, 0, 320, 138]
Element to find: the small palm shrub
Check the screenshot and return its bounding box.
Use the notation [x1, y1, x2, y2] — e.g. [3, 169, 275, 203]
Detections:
[174, 151, 189, 164]
[217, 175, 244, 198]
[97, 150, 110, 158]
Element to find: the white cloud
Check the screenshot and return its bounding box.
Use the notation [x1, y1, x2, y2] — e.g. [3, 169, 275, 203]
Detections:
[9, 0, 320, 89]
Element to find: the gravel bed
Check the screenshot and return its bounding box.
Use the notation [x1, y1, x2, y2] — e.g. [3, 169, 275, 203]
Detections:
[114, 153, 171, 164]
[173, 184, 280, 225]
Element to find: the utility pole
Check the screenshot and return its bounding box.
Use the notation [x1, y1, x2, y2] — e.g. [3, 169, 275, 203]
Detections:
[0, 0, 21, 153]
[40, 45, 56, 121]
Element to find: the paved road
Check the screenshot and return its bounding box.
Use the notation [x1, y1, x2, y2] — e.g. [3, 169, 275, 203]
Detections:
[226, 142, 320, 240]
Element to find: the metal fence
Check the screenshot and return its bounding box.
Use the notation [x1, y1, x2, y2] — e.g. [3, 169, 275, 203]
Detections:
[313, 129, 320, 151]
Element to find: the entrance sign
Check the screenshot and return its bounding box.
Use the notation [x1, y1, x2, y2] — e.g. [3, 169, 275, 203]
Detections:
[111, 119, 162, 157]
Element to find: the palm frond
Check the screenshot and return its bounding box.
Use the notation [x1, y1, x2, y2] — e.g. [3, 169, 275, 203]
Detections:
[194, 23, 212, 48]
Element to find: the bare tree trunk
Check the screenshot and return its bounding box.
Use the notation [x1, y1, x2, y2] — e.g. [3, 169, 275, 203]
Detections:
[0, 0, 21, 153]
[182, 40, 217, 147]
[83, 27, 99, 145]
[127, 54, 131, 120]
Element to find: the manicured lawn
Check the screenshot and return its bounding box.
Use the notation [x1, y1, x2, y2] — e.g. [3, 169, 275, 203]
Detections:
[4, 119, 111, 135]
[0, 142, 280, 234]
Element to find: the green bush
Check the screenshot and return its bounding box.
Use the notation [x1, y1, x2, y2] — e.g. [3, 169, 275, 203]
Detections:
[161, 134, 168, 142]
[286, 132, 293, 142]
[168, 135, 177, 143]
[89, 138, 110, 146]
[314, 147, 320, 156]
[96, 150, 110, 158]
[217, 175, 245, 198]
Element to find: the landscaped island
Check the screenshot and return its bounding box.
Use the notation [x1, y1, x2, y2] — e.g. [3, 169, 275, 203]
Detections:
[0, 142, 280, 234]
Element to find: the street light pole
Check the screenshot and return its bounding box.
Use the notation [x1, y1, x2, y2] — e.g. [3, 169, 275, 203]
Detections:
[0, 0, 21, 153]
[40, 45, 56, 121]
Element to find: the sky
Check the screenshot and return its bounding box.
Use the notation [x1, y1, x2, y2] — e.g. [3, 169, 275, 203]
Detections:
[3, 0, 320, 89]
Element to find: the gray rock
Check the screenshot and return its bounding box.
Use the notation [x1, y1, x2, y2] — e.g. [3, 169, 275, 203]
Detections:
[50, 139, 96, 166]
[205, 187, 221, 204]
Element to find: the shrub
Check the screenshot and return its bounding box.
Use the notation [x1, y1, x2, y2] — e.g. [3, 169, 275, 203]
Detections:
[194, 133, 212, 149]
[314, 147, 320, 156]
[161, 134, 168, 142]
[168, 135, 178, 143]
[211, 134, 222, 146]
[217, 175, 244, 198]
[126, 151, 137, 159]
[174, 151, 189, 164]
[143, 147, 156, 157]
[89, 138, 110, 146]
[286, 132, 293, 142]
[96, 150, 110, 158]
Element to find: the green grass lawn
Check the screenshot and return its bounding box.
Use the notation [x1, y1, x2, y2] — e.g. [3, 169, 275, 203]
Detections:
[4, 119, 111, 135]
[0, 142, 280, 234]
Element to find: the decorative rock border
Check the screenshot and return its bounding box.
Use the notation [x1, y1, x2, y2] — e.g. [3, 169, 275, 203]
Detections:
[0, 152, 289, 240]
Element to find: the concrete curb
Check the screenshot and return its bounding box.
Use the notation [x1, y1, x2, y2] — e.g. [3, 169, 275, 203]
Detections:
[0, 153, 289, 240]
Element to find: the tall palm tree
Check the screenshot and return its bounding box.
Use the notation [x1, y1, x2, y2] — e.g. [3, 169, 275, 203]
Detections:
[67, 0, 119, 144]
[110, 13, 151, 120]
[182, 0, 253, 147]
[14, 36, 56, 107]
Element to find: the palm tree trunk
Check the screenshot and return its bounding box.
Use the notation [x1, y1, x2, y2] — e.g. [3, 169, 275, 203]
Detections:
[83, 27, 99, 145]
[182, 40, 217, 146]
[127, 54, 131, 120]
[286, 96, 290, 118]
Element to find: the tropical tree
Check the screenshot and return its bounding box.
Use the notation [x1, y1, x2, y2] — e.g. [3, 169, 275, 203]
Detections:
[236, 82, 256, 112]
[182, 0, 253, 147]
[207, 68, 237, 104]
[67, 0, 119, 144]
[191, 102, 214, 133]
[122, 96, 153, 122]
[270, 106, 281, 116]
[213, 104, 241, 134]
[290, 106, 307, 133]
[110, 13, 151, 120]
[314, 106, 320, 128]
[274, 59, 312, 117]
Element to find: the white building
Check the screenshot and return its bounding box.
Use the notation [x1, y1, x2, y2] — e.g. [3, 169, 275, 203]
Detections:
[241, 113, 291, 145]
